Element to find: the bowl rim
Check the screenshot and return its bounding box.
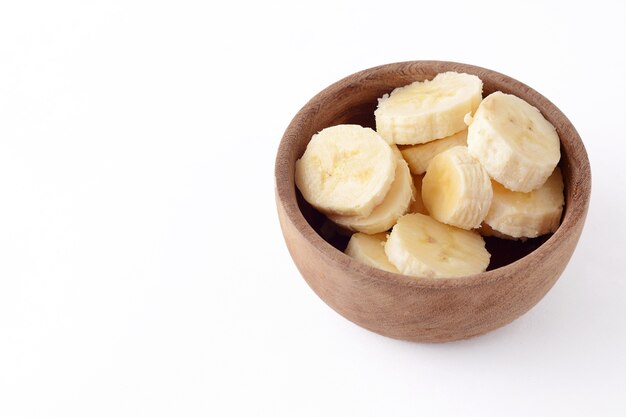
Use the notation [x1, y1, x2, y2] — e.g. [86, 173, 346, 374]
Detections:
[275, 60, 591, 289]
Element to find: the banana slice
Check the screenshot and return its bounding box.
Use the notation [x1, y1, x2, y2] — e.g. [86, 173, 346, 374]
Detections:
[479, 222, 516, 240]
[466, 91, 560, 192]
[345, 232, 399, 273]
[385, 213, 490, 278]
[483, 168, 564, 239]
[328, 147, 413, 234]
[375, 72, 483, 145]
[295, 124, 396, 217]
[400, 129, 468, 175]
[422, 146, 492, 230]
[408, 174, 428, 215]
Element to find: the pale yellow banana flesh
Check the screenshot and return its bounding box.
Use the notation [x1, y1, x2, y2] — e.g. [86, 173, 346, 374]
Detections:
[295, 124, 396, 217]
[345, 233, 399, 273]
[295, 76, 564, 280]
[384, 213, 490, 278]
[467, 91, 560, 193]
[422, 146, 492, 230]
[482, 168, 564, 239]
[400, 129, 468, 175]
[375, 72, 482, 145]
[479, 222, 516, 240]
[328, 147, 413, 234]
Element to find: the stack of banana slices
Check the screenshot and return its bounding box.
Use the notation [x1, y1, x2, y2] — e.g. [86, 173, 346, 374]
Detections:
[295, 72, 564, 279]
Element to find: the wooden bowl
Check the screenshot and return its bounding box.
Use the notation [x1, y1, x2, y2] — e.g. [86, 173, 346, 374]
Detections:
[275, 61, 591, 343]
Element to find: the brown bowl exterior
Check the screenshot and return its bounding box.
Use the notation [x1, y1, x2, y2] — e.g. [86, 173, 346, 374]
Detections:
[275, 61, 591, 343]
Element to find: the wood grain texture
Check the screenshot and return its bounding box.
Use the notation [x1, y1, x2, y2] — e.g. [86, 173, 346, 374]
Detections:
[274, 61, 591, 343]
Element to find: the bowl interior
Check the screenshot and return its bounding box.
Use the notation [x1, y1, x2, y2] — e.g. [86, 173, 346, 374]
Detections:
[296, 195, 550, 272]
[280, 61, 587, 274]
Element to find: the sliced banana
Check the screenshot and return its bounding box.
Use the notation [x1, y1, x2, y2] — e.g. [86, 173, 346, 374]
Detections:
[478, 222, 515, 240]
[483, 168, 564, 239]
[400, 129, 468, 175]
[328, 147, 413, 234]
[385, 213, 490, 278]
[466, 91, 560, 193]
[422, 146, 492, 230]
[408, 174, 428, 215]
[295, 124, 396, 217]
[345, 232, 399, 273]
[375, 72, 483, 145]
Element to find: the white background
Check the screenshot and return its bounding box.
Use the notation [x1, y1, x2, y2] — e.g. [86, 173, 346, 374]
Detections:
[0, 1, 624, 416]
